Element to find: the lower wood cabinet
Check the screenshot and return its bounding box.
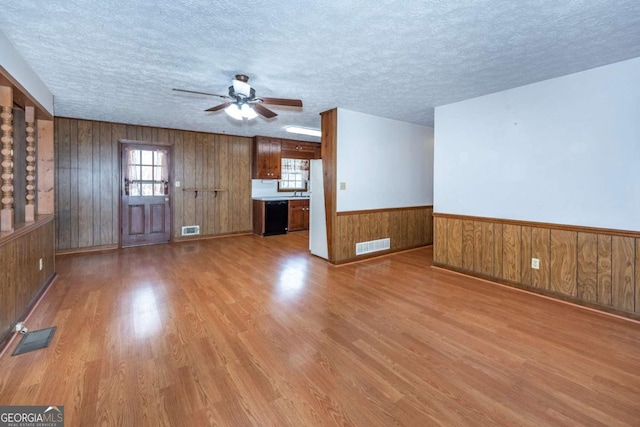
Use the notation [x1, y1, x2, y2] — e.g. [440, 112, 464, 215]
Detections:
[288, 199, 309, 231]
[252, 200, 266, 235]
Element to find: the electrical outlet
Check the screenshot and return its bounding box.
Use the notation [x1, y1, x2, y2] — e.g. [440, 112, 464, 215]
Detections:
[531, 258, 540, 269]
[39, 258, 43, 271]
[175, 181, 181, 188]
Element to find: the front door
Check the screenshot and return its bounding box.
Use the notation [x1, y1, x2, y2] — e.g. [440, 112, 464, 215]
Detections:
[121, 143, 171, 247]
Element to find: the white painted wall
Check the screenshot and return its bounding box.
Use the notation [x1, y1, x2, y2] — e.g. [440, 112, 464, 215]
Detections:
[336, 108, 433, 212]
[434, 56, 640, 231]
[0, 29, 54, 115]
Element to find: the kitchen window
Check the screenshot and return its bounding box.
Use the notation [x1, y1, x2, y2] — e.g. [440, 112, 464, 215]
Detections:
[278, 158, 309, 192]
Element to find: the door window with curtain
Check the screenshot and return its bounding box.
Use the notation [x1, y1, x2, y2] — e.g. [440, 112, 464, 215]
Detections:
[278, 158, 309, 191]
[125, 147, 169, 196]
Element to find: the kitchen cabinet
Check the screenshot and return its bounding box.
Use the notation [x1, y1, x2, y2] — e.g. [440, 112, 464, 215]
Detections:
[281, 140, 321, 159]
[253, 136, 320, 179]
[252, 136, 282, 179]
[253, 200, 266, 235]
[288, 199, 309, 231]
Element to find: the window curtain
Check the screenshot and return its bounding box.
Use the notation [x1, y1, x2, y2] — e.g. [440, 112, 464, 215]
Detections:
[125, 148, 169, 181]
[282, 159, 310, 180]
[126, 148, 139, 181]
[301, 159, 309, 181]
[156, 149, 169, 182]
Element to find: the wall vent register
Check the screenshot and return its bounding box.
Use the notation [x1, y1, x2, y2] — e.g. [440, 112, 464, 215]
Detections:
[355, 238, 391, 255]
[181, 225, 200, 236]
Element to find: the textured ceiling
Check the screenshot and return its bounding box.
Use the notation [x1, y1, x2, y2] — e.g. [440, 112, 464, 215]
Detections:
[1, 1, 640, 141]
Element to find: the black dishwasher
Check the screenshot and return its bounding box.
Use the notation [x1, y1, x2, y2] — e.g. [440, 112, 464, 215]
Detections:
[264, 200, 288, 236]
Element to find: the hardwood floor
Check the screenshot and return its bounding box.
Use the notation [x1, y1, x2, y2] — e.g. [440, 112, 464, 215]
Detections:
[1, 232, 639, 426]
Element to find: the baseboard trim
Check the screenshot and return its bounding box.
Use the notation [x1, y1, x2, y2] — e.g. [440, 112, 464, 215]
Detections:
[56, 244, 119, 256]
[173, 231, 253, 242]
[333, 243, 432, 265]
[56, 231, 255, 254]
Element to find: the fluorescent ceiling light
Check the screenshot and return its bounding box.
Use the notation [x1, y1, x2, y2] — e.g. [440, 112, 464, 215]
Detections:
[285, 126, 321, 138]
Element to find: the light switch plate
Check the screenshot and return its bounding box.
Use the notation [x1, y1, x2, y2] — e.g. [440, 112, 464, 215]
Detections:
[531, 258, 540, 269]
[175, 181, 181, 188]
[339, 182, 346, 190]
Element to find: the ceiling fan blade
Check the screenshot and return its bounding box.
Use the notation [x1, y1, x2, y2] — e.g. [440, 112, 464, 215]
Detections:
[205, 102, 231, 112]
[172, 88, 229, 99]
[253, 103, 278, 119]
[259, 97, 303, 107]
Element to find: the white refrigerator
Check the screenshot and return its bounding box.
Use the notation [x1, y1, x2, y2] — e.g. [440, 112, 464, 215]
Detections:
[308, 159, 328, 259]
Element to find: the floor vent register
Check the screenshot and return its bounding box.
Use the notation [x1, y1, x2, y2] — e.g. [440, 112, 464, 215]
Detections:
[355, 238, 391, 256]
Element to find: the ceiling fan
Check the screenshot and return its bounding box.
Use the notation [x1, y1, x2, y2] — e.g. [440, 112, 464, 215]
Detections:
[173, 74, 303, 120]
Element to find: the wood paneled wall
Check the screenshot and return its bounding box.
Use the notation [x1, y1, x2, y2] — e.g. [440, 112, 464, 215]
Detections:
[173, 131, 252, 238]
[320, 109, 338, 262]
[55, 118, 252, 251]
[434, 213, 640, 318]
[334, 206, 433, 264]
[0, 216, 55, 346]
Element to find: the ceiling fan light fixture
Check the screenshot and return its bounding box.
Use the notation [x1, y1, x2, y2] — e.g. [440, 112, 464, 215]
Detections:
[224, 103, 243, 120]
[225, 103, 258, 120]
[232, 79, 252, 97]
[285, 126, 321, 138]
[241, 103, 258, 119]
[176, 74, 302, 120]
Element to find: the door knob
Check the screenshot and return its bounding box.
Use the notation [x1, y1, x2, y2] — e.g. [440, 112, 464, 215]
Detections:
[165, 197, 169, 202]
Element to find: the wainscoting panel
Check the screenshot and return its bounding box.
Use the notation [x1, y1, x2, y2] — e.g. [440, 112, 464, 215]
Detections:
[531, 227, 550, 290]
[0, 217, 55, 347]
[577, 232, 597, 302]
[597, 234, 613, 306]
[334, 206, 433, 264]
[494, 223, 503, 279]
[611, 236, 635, 312]
[446, 218, 462, 269]
[481, 222, 494, 276]
[434, 216, 447, 264]
[502, 224, 521, 284]
[472, 221, 482, 273]
[461, 220, 474, 271]
[433, 213, 640, 319]
[550, 229, 577, 297]
[521, 226, 532, 287]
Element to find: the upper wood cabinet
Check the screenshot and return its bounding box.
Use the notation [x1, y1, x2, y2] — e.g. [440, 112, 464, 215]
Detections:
[253, 136, 321, 179]
[281, 140, 321, 159]
[252, 136, 282, 179]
